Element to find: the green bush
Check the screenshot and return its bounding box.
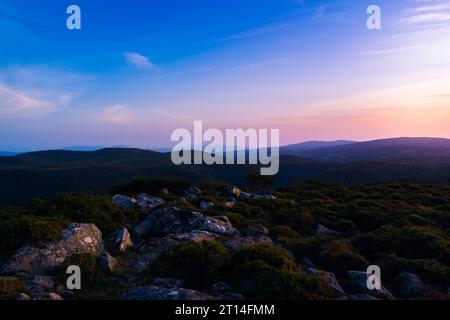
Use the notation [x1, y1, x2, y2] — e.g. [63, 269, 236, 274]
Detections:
[0, 277, 27, 300]
[28, 193, 126, 234]
[380, 254, 450, 287]
[272, 208, 314, 231]
[229, 245, 334, 299]
[354, 225, 450, 264]
[230, 244, 297, 271]
[270, 225, 301, 248]
[152, 241, 230, 289]
[0, 215, 65, 254]
[292, 237, 369, 276]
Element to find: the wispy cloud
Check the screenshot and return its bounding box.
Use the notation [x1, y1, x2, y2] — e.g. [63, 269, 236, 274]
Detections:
[125, 52, 155, 70]
[96, 104, 135, 124]
[401, 1, 450, 25]
[0, 82, 58, 118]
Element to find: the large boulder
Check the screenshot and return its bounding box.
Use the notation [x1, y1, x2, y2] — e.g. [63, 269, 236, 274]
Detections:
[166, 231, 218, 242]
[395, 272, 425, 298]
[112, 194, 136, 210]
[347, 270, 395, 300]
[135, 194, 165, 212]
[2, 223, 103, 274]
[134, 207, 204, 237]
[120, 285, 213, 300]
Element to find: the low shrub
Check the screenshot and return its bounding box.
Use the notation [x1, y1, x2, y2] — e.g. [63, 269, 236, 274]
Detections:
[152, 241, 230, 289]
[0, 277, 27, 300]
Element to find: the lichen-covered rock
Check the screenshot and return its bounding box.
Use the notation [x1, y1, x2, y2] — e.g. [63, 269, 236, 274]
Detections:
[199, 216, 240, 236]
[1, 223, 103, 274]
[120, 285, 213, 300]
[112, 194, 136, 210]
[134, 207, 203, 237]
[135, 194, 165, 212]
[165, 231, 218, 242]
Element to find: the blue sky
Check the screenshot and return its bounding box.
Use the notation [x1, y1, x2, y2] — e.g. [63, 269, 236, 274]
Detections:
[1, 0, 449, 151]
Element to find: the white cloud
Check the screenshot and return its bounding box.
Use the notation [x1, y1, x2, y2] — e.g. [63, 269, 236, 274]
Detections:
[0, 65, 85, 119]
[96, 104, 135, 124]
[125, 52, 154, 70]
[0, 81, 72, 118]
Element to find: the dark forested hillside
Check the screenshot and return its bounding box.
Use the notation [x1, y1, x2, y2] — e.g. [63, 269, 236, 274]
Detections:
[1, 141, 450, 205]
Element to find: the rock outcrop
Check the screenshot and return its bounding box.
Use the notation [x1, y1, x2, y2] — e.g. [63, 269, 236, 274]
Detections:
[2, 223, 103, 274]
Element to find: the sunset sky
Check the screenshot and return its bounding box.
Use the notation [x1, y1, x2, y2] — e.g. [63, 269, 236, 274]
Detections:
[0, 0, 449, 151]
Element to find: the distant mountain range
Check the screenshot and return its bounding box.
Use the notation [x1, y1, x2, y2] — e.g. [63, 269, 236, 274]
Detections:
[281, 137, 450, 164]
[1, 137, 450, 205]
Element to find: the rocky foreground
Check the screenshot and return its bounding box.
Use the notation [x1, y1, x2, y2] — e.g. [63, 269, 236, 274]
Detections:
[0, 184, 446, 300]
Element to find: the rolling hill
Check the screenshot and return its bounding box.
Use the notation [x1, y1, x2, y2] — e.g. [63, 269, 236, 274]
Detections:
[1, 138, 450, 205]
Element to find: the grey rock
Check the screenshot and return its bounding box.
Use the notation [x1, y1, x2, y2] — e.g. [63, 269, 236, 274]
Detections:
[199, 201, 214, 209]
[306, 268, 346, 296]
[121, 285, 213, 300]
[246, 225, 269, 237]
[347, 271, 395, 300]
[185, 186, 202, 196]
[199, 216, 240, 236]
[134, 207, 203, 237]
[16, 293, 31, 300]
[161, 188, 169, 195]
[135, 194, 165, 212]
[2, 223, 103, 274]
[239, 192, 253, 200]
[165, 230, 218, 242]
[301, 257, 316, 269]
[252, 194, 277, 200]
[223, 235, 273, 252]
[224, 201, 235, 208]
[316, 224, 343, 237]
[131, 238, 179, 273]
[396, 272, 425, 298]
[112, 194, 136, 210]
